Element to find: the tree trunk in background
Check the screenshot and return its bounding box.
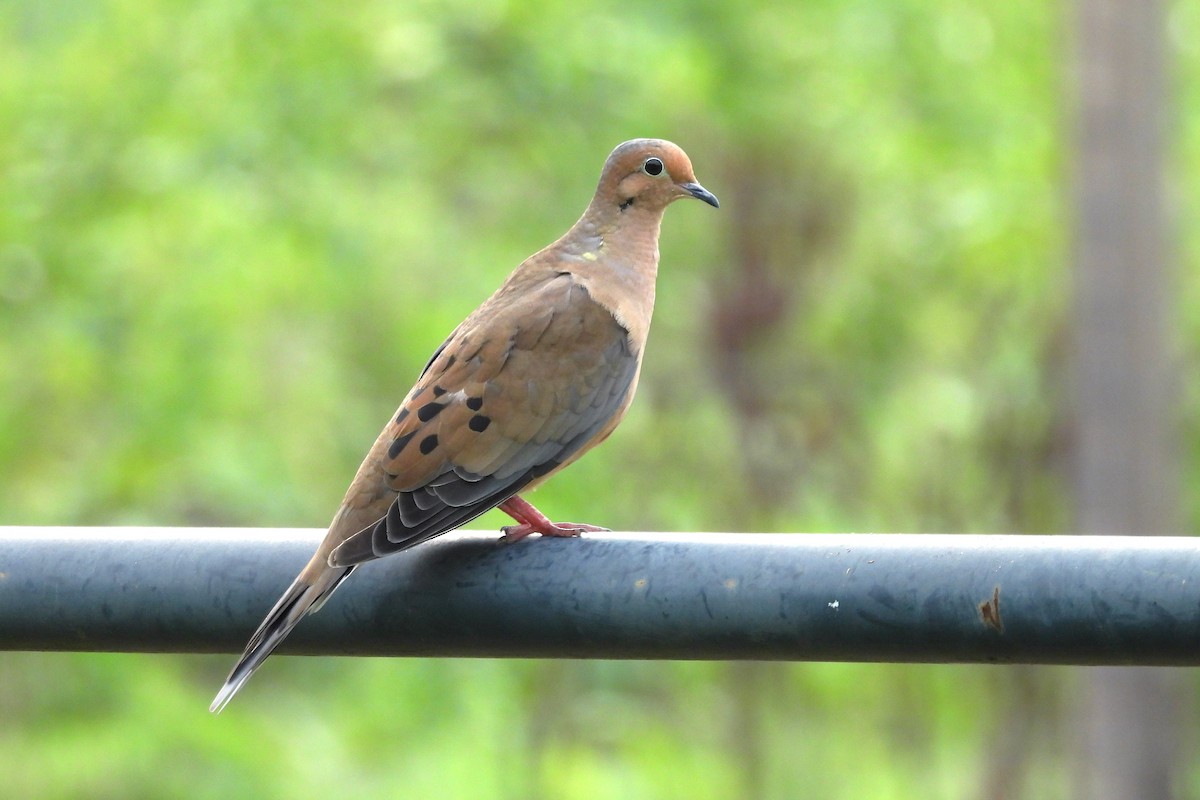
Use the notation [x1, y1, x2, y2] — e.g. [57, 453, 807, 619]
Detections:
[1071, 1, 1189, 798]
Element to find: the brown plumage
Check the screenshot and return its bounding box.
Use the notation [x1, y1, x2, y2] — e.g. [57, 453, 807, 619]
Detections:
[210, 139, 718, 712]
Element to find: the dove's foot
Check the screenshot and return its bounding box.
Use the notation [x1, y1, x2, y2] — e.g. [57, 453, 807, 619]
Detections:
[497, 496, 609, 543]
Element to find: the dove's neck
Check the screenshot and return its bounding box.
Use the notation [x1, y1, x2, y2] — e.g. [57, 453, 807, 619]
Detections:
[555, 206, 665, 349]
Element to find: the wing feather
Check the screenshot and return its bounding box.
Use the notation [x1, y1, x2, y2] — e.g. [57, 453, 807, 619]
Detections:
[327, 274, 639, 567]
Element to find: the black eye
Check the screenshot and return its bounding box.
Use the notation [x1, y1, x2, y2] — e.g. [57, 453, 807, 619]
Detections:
[644, 157, 664, 176]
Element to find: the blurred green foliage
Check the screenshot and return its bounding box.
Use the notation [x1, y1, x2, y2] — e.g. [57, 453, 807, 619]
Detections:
[2, 1, 1199, 798]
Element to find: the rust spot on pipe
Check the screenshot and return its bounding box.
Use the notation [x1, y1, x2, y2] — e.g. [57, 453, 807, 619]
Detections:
[979, 585, 1003, 632]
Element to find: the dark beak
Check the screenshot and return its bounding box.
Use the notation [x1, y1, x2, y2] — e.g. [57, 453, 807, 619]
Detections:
[681, 182, 720, 208]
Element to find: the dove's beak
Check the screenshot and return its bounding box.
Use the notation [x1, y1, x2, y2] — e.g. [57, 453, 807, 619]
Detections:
[680, 182, 720, 208]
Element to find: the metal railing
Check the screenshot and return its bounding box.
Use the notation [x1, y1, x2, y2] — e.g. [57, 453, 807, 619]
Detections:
[1, 526, 1197, 664]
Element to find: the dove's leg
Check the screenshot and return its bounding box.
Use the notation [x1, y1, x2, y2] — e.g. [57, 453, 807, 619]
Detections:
[497, 496, 610, 542]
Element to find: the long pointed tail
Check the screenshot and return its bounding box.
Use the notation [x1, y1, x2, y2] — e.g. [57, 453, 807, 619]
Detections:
[210, 559, 353, 713]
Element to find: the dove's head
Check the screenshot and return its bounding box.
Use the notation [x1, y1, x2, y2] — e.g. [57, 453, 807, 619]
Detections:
[597, 139, 719, 215]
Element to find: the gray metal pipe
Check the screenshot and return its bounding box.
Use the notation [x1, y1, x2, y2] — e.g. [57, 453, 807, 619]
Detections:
[1, 526, 1198, 664]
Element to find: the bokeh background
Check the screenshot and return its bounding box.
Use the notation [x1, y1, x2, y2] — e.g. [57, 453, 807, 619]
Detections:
[2, 0, 1198, 797]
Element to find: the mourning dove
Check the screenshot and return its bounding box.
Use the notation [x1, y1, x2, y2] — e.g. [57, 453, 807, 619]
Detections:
[210, 139, 718, 712]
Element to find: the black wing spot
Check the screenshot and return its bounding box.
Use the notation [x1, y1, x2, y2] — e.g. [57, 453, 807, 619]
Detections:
[395, 408, 409, 424]
[466, 396, 483, 411]
[419, 434, 439, 455]
[432, 386, 447, 397]
[468, 415, 491, 433]
[417, 401, 447, 422]
[388, 431, 416, 459]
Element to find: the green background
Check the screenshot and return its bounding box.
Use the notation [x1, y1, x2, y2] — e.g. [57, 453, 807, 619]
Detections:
[2, 1, 1198, 797]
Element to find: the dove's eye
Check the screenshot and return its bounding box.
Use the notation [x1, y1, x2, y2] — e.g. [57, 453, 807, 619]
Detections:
[643, 157, 664, 176]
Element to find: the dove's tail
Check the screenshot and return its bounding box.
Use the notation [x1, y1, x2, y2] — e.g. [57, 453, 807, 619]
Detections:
[210, 558, 353, 713]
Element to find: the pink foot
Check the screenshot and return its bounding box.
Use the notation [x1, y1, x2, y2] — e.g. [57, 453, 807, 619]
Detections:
[498, 496, 609, 543]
